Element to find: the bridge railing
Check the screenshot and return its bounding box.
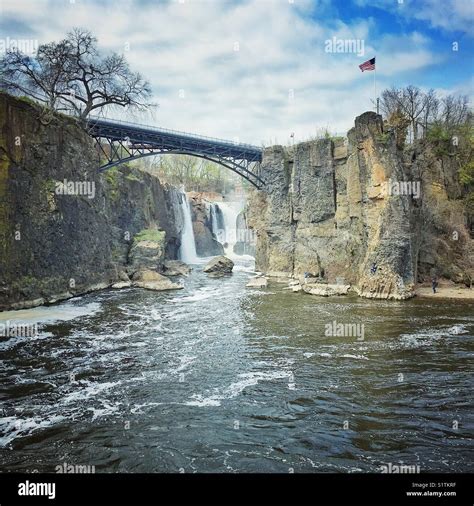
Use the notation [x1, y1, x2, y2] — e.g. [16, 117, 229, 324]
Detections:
[88, 115, 263, 152]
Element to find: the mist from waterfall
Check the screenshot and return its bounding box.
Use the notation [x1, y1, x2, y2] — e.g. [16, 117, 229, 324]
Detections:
[216, 201, 244, 258]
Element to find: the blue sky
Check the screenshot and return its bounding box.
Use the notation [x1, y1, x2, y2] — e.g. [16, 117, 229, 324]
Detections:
[0, 0, 472, 144]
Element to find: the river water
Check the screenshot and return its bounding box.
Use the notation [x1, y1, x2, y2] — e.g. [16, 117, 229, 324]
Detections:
[1, 257, 473, 473]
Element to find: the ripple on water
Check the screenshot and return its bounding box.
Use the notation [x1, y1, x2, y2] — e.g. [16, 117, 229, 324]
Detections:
[0, 270, 472, 473]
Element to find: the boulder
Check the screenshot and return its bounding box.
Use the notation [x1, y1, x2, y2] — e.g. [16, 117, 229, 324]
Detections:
[112, 281, 132, 289]
[131, 269, 183, 291]
[302, 283, 351, 296]
[203, 255, 234, 275]
[163, 260, 191, 276]
[118, 270, 130, 282]
[246, 276, 268, 288]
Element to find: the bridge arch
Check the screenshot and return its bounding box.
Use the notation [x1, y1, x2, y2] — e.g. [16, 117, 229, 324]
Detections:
[87, 118, 265, 189]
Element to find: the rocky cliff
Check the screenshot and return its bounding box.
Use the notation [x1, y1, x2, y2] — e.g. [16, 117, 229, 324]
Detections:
[0, 93, 184, 310]
[248, 112, 473, 299]
[188, 192, 224, 257]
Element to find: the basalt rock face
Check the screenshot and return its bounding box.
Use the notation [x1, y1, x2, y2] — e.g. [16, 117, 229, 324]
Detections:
[248, 111, 473, 299]
[0, 93, 184, 310]
[410, 145, 474, 286]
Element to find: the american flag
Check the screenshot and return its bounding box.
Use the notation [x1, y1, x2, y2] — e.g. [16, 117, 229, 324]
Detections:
[359, 57, 376, 72]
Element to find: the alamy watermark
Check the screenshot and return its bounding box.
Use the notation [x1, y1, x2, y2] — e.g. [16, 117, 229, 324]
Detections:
[383, 179, 421, 199]
[55, 462, 95, 473]
[324, 37, 365, 57]
[214, 228, 256, 246]
[0, 321, 38, 337]
[18, 481, 55, 500]
[0, 37, 38, 55]
[380, 462, 420, 474]
[55, 179, 96, 199]
[325, 320, 364, 341]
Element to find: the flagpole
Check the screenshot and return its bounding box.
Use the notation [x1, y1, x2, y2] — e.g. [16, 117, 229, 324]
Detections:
[373, 61, 376, 113]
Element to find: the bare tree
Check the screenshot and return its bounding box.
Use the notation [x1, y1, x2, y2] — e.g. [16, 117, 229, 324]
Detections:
[420, 89, 439, 134]
[440, 94, 470, 129]
[0, 28, 154, 119]
[380, 86, 470, 141]
[147, 154, 235, 193]
[401, 85, 429, 141]
[0, 40, 73, 109]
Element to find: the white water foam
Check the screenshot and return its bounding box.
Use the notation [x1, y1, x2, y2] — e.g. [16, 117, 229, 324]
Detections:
[0, 414, 66, 448]
[60, 380, 122, 405]
[185, 370, 290, 407]
[340, 354, 369, 361]
[398, 324, 470, 348]
[87, 402, 123, 422]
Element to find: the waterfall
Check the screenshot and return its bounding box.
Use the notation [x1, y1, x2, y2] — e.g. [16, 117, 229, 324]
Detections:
[178, 192, 199, 263]
[210, 204, 219, 238]
[215, 201, 244, 257]
[209, 203, 224, 238]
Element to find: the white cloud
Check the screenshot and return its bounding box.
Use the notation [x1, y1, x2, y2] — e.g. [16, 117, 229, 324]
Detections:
[355, 0, 474, 34]
[0, 0, 463, 145]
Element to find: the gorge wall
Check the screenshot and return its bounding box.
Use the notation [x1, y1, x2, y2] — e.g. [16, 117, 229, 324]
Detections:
[0, 93, 184, 310]
[187, 192, 224, 257]
[248, 112, 473, 299]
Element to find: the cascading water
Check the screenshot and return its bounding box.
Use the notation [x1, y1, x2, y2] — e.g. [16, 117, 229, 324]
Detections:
[178, 191, 199, 263]
[207, 197, 254, 268]
[217, 201, 243, 257]
[209, 203, 225, 241]
[210, 204, 219, 238]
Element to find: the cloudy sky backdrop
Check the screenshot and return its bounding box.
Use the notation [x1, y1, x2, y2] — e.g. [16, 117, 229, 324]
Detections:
[1, 0, 472, 144]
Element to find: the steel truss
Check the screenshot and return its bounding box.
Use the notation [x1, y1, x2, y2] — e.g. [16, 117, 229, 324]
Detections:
[87, 118, 264, 189]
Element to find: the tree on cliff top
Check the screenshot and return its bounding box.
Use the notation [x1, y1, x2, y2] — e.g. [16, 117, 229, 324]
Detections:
[380, 85, 470, 144]
[0, 28, 154, 119]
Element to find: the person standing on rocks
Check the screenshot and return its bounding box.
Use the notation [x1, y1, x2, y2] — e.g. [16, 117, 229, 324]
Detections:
[432, 276, 438, 294]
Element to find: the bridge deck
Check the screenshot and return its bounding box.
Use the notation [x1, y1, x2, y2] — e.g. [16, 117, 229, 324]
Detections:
[87, 117, 263, 163]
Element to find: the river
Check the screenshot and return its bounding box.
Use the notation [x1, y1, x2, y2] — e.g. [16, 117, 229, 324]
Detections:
[0, 255, 473, 473]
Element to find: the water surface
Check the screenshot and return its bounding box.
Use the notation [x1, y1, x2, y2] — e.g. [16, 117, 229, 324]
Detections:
[1, 262, 473, 473]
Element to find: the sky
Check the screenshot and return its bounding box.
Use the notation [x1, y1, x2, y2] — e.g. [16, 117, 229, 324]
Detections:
[0, 0, 473, 145]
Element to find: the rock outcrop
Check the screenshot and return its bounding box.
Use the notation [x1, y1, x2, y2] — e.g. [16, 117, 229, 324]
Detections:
[301, 282, 351, 297]
[246, 276, 268, 288]
[127, 229, 166, 274]
[0, 93, 185, 310]
[248, 111, 473, 300]
[162, 260, 191, 276]
[188, 192, 224, 257]
[131, 269, 182, 291]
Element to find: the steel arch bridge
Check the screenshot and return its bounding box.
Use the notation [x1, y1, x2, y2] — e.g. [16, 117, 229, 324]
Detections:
[87, 117, 265, 189]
